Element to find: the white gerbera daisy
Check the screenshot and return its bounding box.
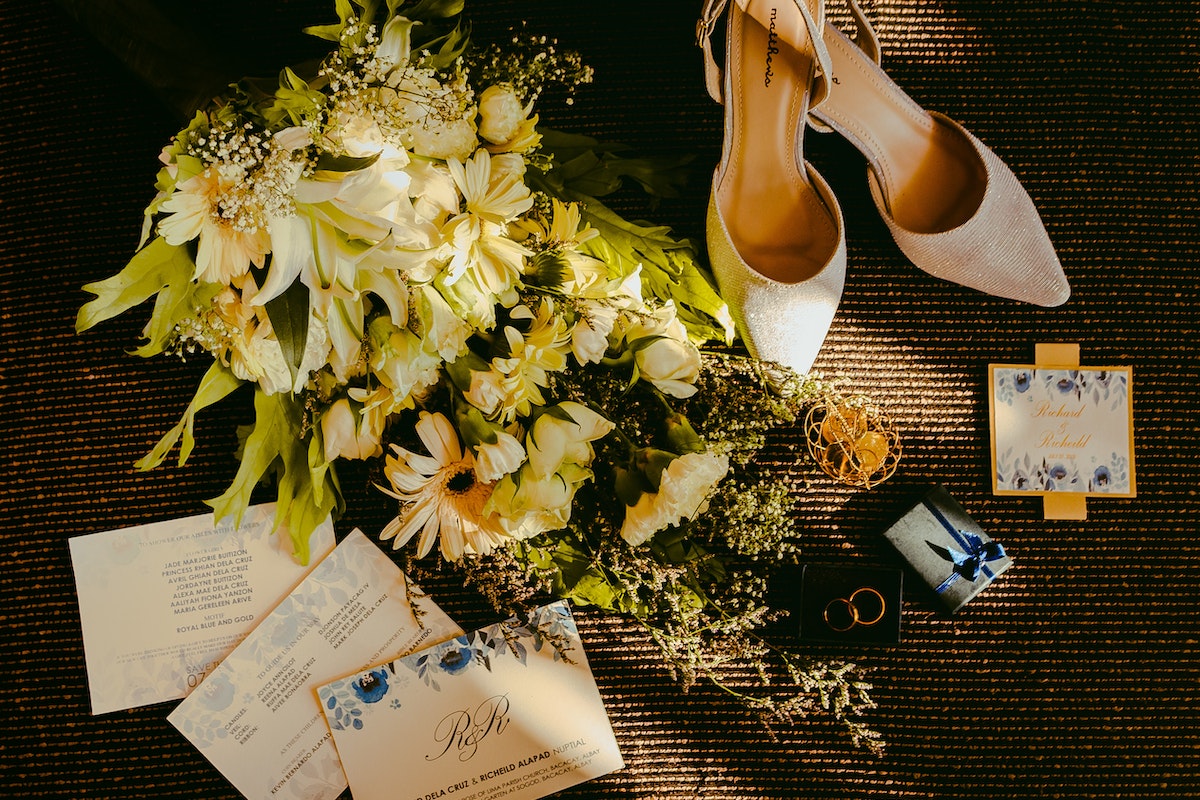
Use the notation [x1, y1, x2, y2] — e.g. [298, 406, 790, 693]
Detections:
[378, 411, 511, 560]
[158, 167, 270, 284]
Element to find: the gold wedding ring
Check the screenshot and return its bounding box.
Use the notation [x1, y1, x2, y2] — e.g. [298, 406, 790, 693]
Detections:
[822, 586, 887, 632]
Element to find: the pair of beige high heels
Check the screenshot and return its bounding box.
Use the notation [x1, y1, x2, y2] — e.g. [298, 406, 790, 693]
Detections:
[701, 0, 1071, 374]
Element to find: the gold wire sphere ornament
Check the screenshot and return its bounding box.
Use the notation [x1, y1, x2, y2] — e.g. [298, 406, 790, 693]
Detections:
[804, 397, 901, 488]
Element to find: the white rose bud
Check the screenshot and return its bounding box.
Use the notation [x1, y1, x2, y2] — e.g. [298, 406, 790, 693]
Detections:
[477, 85, 527, 146]
[636, 335, 701, 398]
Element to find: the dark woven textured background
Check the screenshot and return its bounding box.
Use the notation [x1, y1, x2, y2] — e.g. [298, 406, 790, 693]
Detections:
[3, 0, 1198, 797]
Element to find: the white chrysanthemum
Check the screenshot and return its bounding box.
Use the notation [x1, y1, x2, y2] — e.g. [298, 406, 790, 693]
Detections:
[440, 212, 530, 297]
[449, 149, 534, 225]
[620, 451, 730, 546]
[378, 411, 511, 561]
[493, 301, 573, 420]
[435, 150, 534, 296]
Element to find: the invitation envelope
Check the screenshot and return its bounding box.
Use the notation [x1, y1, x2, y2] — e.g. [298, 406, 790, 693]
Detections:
[317, 600, 623, 800]
[989, 365, 1135, 497]
[168, 529, 462, 800]
[69, 504, 336, 714]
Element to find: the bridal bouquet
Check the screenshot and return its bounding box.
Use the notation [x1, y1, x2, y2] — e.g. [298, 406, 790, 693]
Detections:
[77, 0, 883, 749]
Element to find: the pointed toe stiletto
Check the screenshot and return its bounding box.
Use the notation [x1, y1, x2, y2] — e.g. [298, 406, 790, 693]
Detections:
[810, 1, 1070, 307]
[699, 0, 847, 375]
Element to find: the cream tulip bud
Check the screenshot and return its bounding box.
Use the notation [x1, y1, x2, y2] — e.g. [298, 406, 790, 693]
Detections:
[321, 398, 383, 462]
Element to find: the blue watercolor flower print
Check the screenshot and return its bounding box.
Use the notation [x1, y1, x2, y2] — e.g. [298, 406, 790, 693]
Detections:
[197, 673, 235, 712]
[407, 602, 579, 690]
[438, 645, 475, 675]
[351, 668, 390, 704]
[1043, 461, 1081, 491]
[1010, 467, 1031, 491]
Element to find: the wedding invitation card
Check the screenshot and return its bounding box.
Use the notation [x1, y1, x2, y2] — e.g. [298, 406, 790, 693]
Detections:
[316, 600, 623, 800]
[168, 529, 462, 800]
[989, 365, 1135, 497]
[69, 504, 336, 714]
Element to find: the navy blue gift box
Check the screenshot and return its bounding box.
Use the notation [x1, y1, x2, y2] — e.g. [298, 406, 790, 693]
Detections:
[882, 485, 1012, 613]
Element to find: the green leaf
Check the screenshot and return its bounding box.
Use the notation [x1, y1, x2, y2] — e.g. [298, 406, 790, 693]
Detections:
[132, 281, 222, 359]
[303, 0, 358, 42]
[543, 540, 615, 608]
[649, 527, 710, 565]
[566, 572, 621, 610]
[403, 0, 465, 20]
[443, 350, 488, 393]
[274, 429, 343, 564]
[207, 389, 300, 531]
[576, 200, 734, 345]
[77, 237, 194, 333]
[206, 390, 343, 563]
[278, 470, 343, 565]
[313, 151, 381, 174]
[536, 127, 693, 199]
[136, 362, 244, 470]
[422, 22, 471, 70]
[266, 68, 327, 127]
[614, 465, 650, 508]
[526, 132, 733, 344]
[263, 280, 310, 385]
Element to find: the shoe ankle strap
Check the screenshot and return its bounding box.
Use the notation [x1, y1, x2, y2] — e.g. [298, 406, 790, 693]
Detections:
[697, 0, 834, 110]
[841, 0, 881, 65]
[806, 0, 881, 133]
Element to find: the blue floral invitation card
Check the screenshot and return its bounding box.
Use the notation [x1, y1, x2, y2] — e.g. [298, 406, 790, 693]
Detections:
[168, 529, 462, 800]
[316, 601, 624, 800]
[989, 365, 1135, 497]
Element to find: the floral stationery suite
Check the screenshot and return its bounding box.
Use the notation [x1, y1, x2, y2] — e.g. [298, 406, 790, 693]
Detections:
[168, 529, 462, 800]
[317, 601, 624, 800]
[69, 504, 335, 714]
[989, 365, 1135, 497]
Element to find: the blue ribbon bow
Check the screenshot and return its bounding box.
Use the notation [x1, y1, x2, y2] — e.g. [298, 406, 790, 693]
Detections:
[922, 500, 1007, 595]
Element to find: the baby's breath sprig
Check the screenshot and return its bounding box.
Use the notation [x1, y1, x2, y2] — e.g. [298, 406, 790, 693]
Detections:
[466, 27, 594, 104]
[181, 117, 308, 233]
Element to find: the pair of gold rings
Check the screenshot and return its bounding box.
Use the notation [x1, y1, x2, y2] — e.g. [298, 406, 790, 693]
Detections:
[823, 587, 887, 632]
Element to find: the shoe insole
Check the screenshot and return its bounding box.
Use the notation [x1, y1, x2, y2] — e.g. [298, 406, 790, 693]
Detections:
[817, 25, 986, 234]
[716, 0, 839, 283]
